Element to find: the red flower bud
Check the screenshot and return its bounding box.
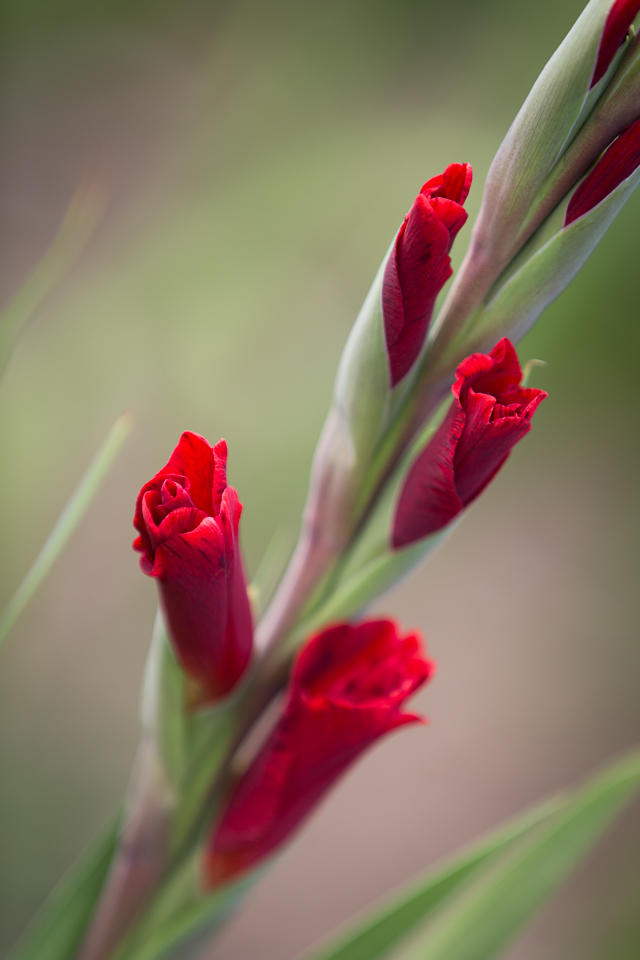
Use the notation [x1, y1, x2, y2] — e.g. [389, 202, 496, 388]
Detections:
[204, 619, 433, 885]
[565, 115, 640, 225]
[133, 432, 253, 702]
[393, 339, 546, 548]
[591, 0, 640, 87]
[382, 163, 472, 387]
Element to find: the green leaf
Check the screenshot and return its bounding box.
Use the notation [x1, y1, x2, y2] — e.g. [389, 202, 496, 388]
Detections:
[501, 0, 610, 186]
[137, 610, 248, 855]
[0, 411, 134, 652]
[513, 32, 640, 261]
[299, 751, 640, 960]
[297, 799, 563, 960]
[110, 846, 262, 960]
[168, 699, 240, 855]
[5, 815, 119, 960]
[425, 0, 631, 365]
[273, 522, 455, 666]
[391, 751, 640, 960]
[249, 524, 296, 619]
[462, 0, 617, 268]
[139, 611, 187, 791]
[0, 178, 105, 376]
[332, 257, 391, 469]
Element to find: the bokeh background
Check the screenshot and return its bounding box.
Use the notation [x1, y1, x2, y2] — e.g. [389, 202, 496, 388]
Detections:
[1, 0, 640, 956]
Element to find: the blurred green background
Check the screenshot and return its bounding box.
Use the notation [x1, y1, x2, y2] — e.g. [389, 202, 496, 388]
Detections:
[1, 0, 640, 957]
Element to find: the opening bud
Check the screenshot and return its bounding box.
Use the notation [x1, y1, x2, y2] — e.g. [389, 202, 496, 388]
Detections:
[204, 619, 433, 886]
[133, 432, 253, 704]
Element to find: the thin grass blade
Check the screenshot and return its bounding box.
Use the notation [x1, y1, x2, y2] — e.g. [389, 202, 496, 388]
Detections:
[5, 815, 119, 960]
[299, 750, 640, 960]
[0, 411, 134, 650]
[0, 178, 106, 376]
[390, 750, 640, 960]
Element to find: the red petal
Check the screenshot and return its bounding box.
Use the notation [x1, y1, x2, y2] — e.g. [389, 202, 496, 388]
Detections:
[153, 517, 227, 689]
[452, 351, 495, 401]
[392, 402, 466, 547]
[455, 338, 523, 403]
[204, 620, 432, 885]
[382, 165, 472, 387]
[421, 162, 473, 204]
[565, 116, 640, 225]
[383, 196, 452, 386]
[154, 503, 252, 699]
[296, 620, 429, 706]
[214, 722, 296, 848]
[133, 433, 229, 563]
[212, 439, 228, 514]
[162, 431, 221, 516]
[143, 499, 207, 555]
[591, 0, 640, 87]
[452, 390, 530, 505]
[430, 197, 469, 248]
[452, 340, 547, 504]
[394, 339, 546, 545]
[133, 432, 219, 551]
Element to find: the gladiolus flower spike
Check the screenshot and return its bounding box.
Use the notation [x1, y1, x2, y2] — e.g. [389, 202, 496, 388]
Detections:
[393, 339, 546, 548]
[205, 619, 434, 885]
[383, 163, 472, 386]
[133, 431, 253, 702]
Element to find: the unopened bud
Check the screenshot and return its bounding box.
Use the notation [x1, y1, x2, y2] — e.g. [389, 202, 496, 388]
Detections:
[301, 340, 546, 631]
[431, 0, 640, 357]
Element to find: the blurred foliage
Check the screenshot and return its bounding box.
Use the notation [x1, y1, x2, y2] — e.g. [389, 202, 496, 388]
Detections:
[0, 0, 639, 958]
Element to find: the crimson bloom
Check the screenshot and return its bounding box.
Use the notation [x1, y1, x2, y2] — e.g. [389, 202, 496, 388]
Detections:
[591, 0, 640, 87]
[383, 163, 472, 386]
[565, 115, 640, 225]
[393, 339, 546, 548]
[204, 619, 433, 885]
[133, 432, 252, 702]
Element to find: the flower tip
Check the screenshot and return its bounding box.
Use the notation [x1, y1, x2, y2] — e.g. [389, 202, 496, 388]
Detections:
[591, 0, 640, 88]
[213, 437, 228, 460]
[393, 339, 546, 548]
[425, 655, 438, 682]
[387, 709, 428, 733]
[565, 116, 640, 226]
[383, 162, 474, 387]
[421, 162, 473, 205]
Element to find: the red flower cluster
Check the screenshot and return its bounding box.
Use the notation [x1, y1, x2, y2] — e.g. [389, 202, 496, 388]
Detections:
[393, 339, 547, 548]
[382, 163, 472, 386]
[133, 432, 253, 702]
[204, 619, 433, 885]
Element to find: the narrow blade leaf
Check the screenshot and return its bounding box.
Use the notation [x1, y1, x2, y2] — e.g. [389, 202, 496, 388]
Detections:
[300, 751, 640, 960]
[0, 178, 105, 376]
[110, 851, 262, 960]
[299, 799, 563, 960]
[6, 815, 119, 960]
[0, 411, 134, 650]
[393, 750, 640, 960]
[472, 162, 640, 356]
